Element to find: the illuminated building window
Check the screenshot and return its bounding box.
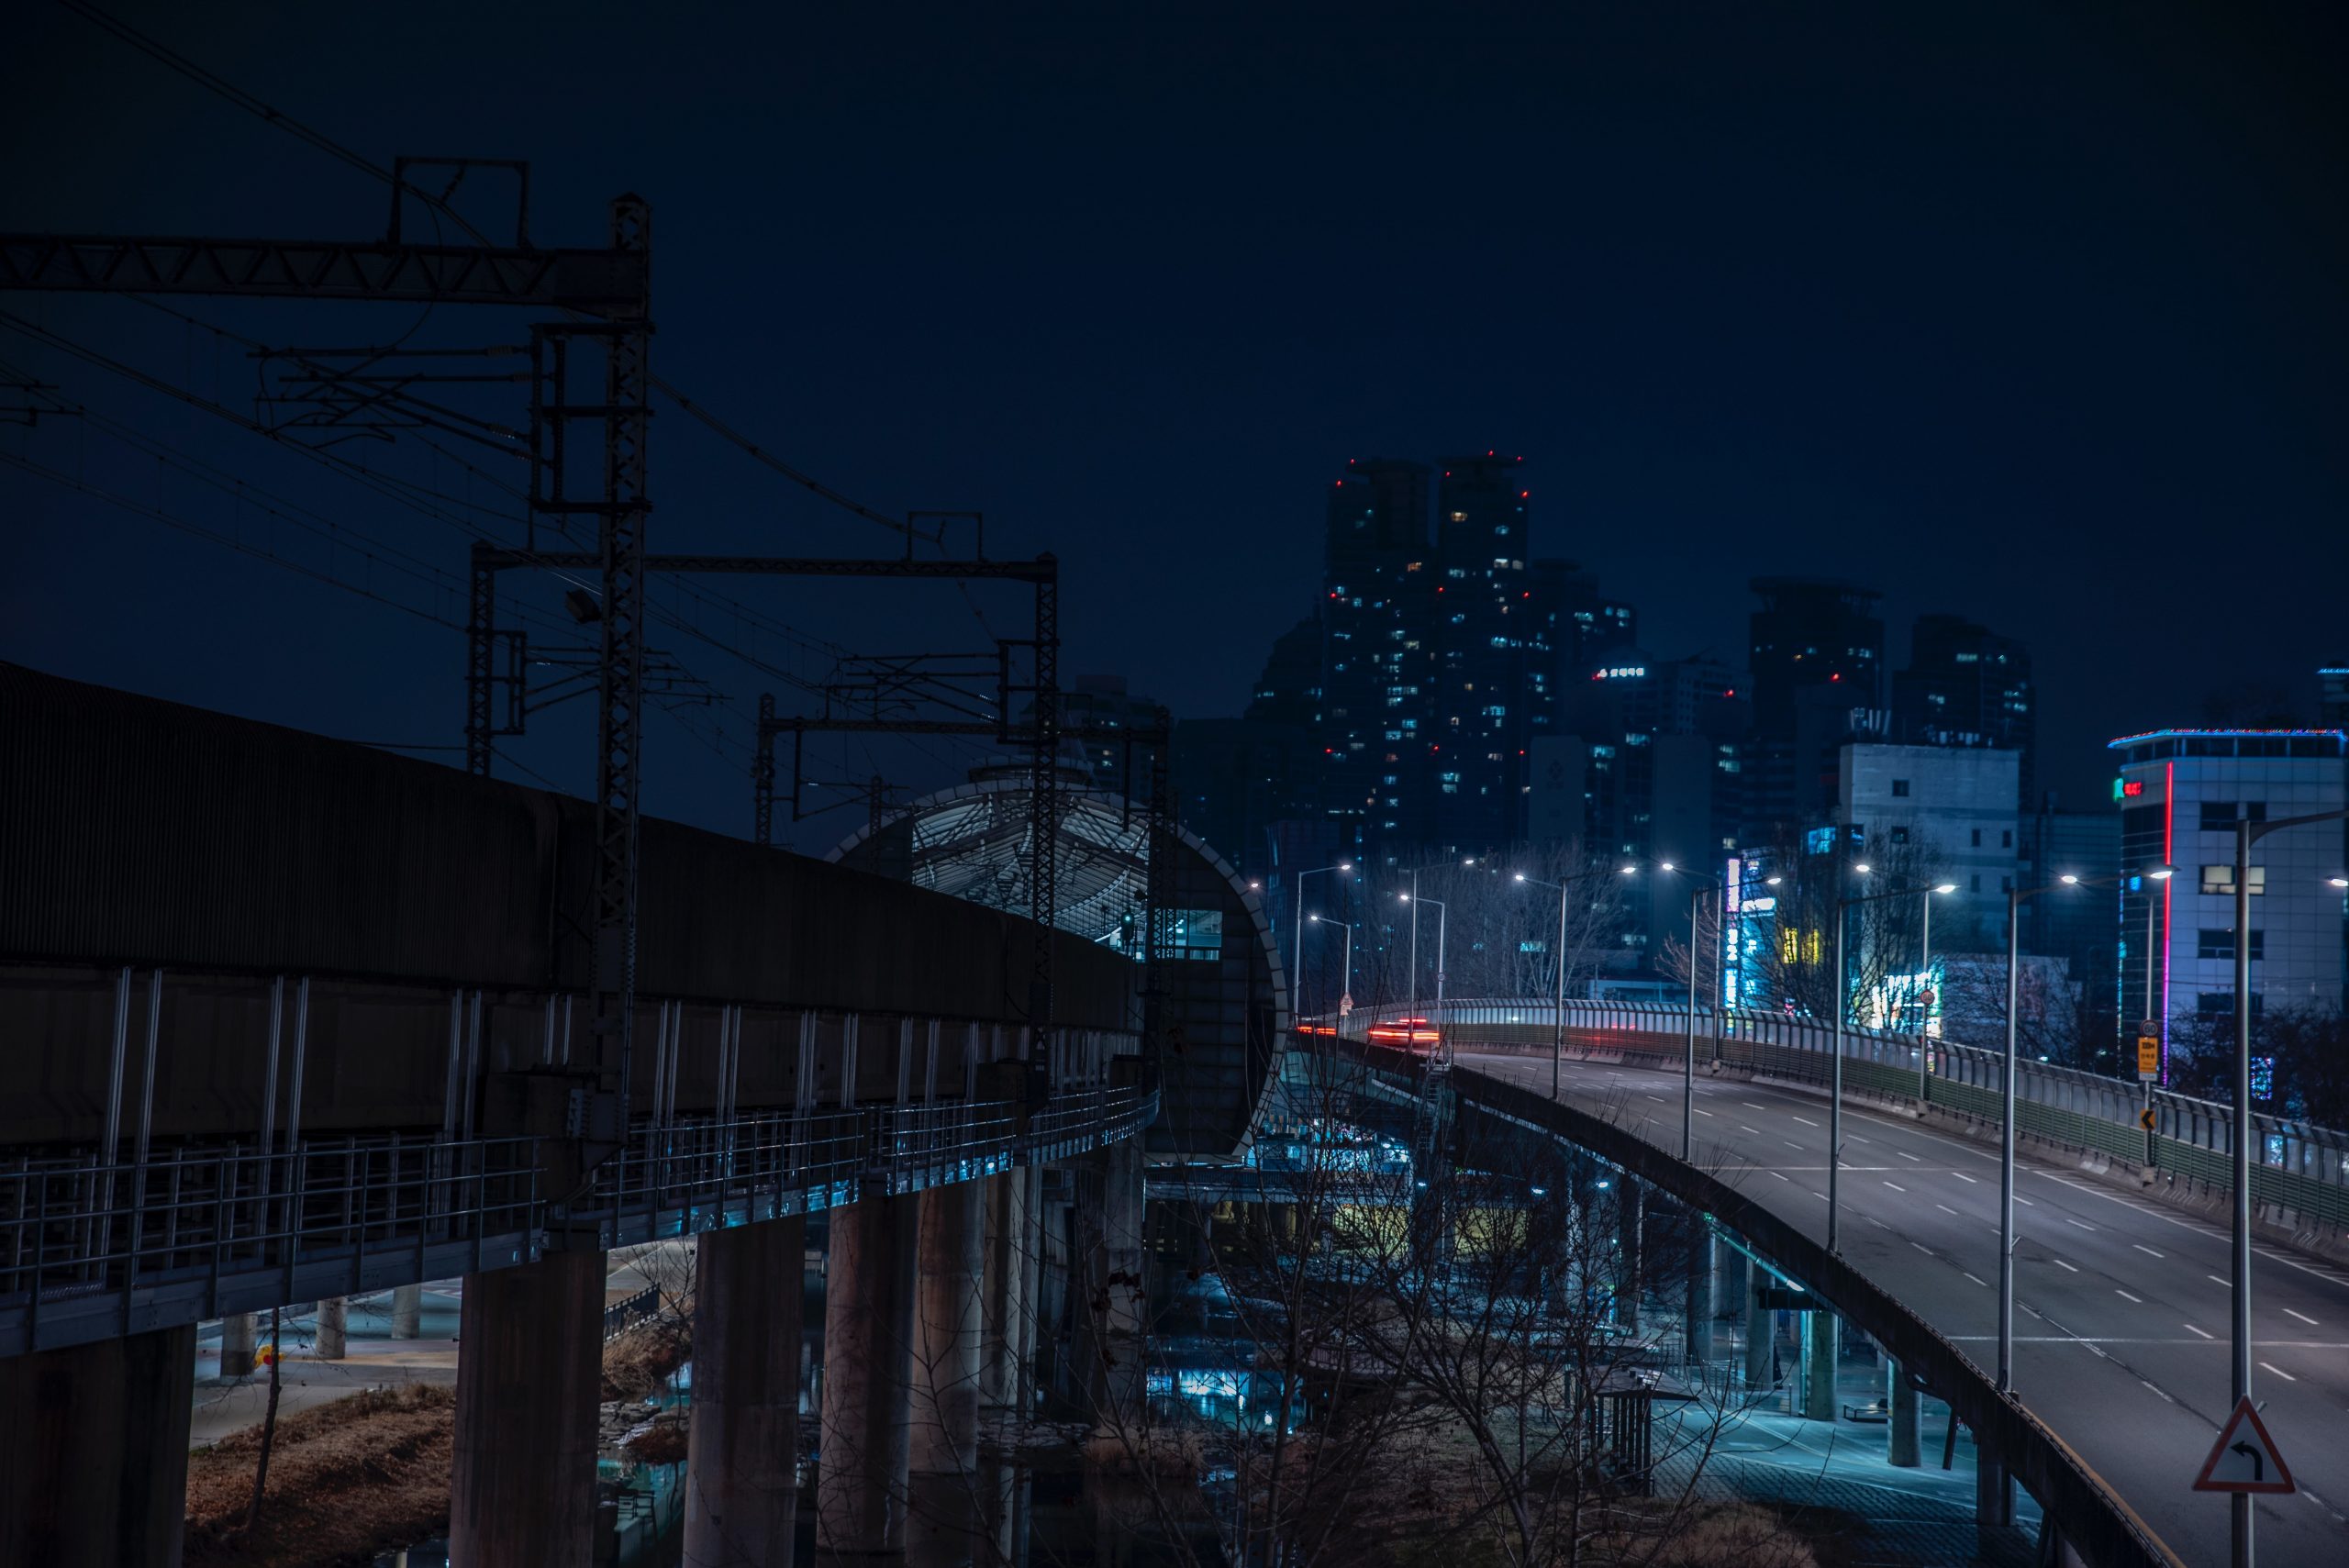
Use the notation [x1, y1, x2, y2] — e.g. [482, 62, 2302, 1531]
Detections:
[2200, 865, 2266, 896]
[2197, 929, 2264, 961]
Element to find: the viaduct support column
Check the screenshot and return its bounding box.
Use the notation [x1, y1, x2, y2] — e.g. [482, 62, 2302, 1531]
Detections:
[450, 1250, 604, 1567]
[910, 1181, 985, 1566]
[819, 1192, 920, 1561]
[390, 1282, 424, 1340]
[1741, 1260, 1774, 1391]
[979, 1168, 1036, 1415]
[1801, 1309, 1838, 1421]
[685, 1217, 807, 1568]
[1887, 1359, 1921, 1467]
[1093, 1135, 1148, 1426]
[0, 1324, 195, 1568]
[220, 1310, 257, 1376]
[315, 1295, 348, 1360]
[1615, 1182, 1642, 1336]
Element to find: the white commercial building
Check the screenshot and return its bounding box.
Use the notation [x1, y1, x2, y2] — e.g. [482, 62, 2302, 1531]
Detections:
[2111, 729, 2349, 1053]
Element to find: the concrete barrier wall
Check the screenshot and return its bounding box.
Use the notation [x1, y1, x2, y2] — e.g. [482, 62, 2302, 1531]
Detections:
[0, 663, 1130, 1015]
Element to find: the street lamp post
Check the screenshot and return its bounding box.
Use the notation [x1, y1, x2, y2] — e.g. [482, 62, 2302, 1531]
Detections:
[1823, 870, 1954, 1252]
[1308, 915, 1355, 1020]
[1515, 863, 1640, 1099]
[1292, 861, 1352, 1021]
[1909, 883, 1959, 1104]
[1660, 862, 1738, 1162]
[1397, 895, 1448, 1018]
[1403, 858, 1477, 1020]
[2224, 808, 2349, 1568]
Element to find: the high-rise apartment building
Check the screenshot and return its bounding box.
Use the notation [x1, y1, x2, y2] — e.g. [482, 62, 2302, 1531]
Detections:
[1895, 613, 2035, 801]
[1319, 459, 1436, 850]
[1744, 578, 1885, 837]
[1431, 453, 1535, 849]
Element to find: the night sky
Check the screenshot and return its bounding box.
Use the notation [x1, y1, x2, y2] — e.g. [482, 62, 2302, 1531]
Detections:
[6, 2, 2343, 847]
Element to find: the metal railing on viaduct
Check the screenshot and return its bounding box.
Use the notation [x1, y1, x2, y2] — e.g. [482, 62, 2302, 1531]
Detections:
[0, 662, 1158, 1358]
[1340, 996, 2349, 1235]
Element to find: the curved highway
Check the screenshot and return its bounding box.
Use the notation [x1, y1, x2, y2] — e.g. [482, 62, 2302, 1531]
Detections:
[1455, 1049, 2349, 1566]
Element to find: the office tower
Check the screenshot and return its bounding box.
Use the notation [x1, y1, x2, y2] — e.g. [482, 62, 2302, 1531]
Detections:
[1319, 458, 1435, 851]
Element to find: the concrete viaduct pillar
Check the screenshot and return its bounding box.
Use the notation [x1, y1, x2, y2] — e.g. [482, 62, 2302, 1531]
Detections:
[980, 1168, 1038, 1416]
[909, 1181, 985, 1564]
[1887, 1359, 1921, 1467]
[449, 1250, 605, 1567]
[1741, 1261, 1774, 1391]
[220, 1310, 257, 1376]
[1801, 1309, 1838, 1421]
[819, 1192, 920, 1560]
[0, 1324, 195, 1568]
[390, 1282, 424, 1340]
[1614, 1181, 1642, 1336]
[315, 1295, 348, 1360]
[685, 1217, 807, 1568]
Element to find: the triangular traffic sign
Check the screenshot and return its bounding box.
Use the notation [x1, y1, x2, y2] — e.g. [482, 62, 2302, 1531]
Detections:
[2191, 1395, 2295, 1495]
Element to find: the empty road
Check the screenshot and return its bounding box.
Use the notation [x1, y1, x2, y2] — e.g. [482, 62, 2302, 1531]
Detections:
[1457, 1049, 2349, 1566]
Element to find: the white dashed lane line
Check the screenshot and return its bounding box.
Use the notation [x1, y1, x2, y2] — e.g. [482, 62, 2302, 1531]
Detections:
[2286, 1308, 2320, 1326]
[1897, 1151, 1920, 1161]
[2116, 1289, 2142, 1303]
[1883, 1181, 1907, 1193]
[2184, 1324, 2214, 1340]
[2260, 1361, 2298, 1383]
[1964, 1273, 1987, 1286]
[1790, 1115, 1820, 1127]
[2053, 1260, 2080, 1273]
[1952, 1173, 1979, 1184]
[2065, 1218, 2097, 1231]
[1911, 1242, 1933, 1256]
[2133, 1244, 2164, 1259]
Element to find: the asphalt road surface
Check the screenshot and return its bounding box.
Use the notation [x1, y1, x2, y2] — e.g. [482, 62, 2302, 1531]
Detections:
[1456, 1049, 2349, 1566]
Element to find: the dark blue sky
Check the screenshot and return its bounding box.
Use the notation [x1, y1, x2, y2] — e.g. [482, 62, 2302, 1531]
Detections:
[5, 2, 2343, 846]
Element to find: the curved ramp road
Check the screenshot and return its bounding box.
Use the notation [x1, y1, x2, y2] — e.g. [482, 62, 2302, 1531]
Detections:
[1455, 1050, 2349, 1568]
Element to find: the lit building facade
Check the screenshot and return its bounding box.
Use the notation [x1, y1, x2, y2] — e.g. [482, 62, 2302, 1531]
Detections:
[1835, 741, 2022, 943]
[1893, 613, 2035, 804]
[2111, 728, 2349, 1074]
[1319, 459, 1435, 851]
[1431, 453, 1535, 850]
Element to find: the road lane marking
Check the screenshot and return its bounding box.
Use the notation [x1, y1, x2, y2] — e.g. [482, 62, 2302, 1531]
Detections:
[1952, 1173, 1979, 1184]
[1964, 1273, 1987, 1286]
[1740, 1125, 1762, 1135]
[1937, 1205, 1961, 1217]
[1911, 1242, 1933, 1255]
[1883, 1181, 1907, 1193]
[2286, 1307, 2319, 1326]
[2259, 1361, 2297, 1382]
[2015, 1196, 2035, 1207]
[1694, 1108, 1715, 1117]
[2141, 1379, 2174, 1403]
[1897, 1151, 1920, 1161]
[2207, 1275, 2230, 1287]
[1785, 1140, 1805, 1150]
[1768, 1172, 1788, 1182]
[2184, 1324, 2214, 1340]
[1790, 1115, 1820, 1126]
[2116, 1289, 2142, 1303]
[2132, 1244, 2164, 1259]
[1867, 1216, 1890, 1229]
[2064, 1218, 2097, 1231]
[1851, 1134, 1871, 1144]
[2053, 1260, 2079, 1273]
[1742, 1102, 1766, 1110]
